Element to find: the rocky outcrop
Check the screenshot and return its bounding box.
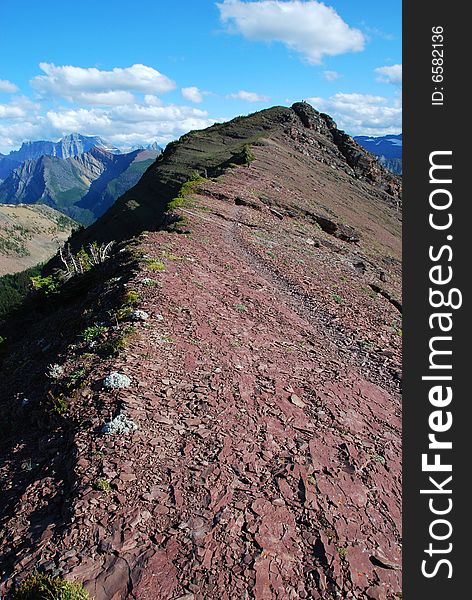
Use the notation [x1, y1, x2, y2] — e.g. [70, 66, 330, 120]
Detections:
[292, 102, 402, 199]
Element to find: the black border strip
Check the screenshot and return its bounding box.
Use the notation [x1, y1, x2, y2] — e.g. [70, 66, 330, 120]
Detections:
[403, 2, 467, 597]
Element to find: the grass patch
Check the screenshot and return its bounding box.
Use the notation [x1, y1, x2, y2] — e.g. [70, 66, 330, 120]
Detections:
[392, 324, 402, 337]
[93, 478, 113, 493]
[81, 325, 107, 343]
[46, 392, 69, 416]
[146, 260, 166, 272]
[167, 171, 208, 211]
[13, 572, 89, 599]
[234, 303, 248, 313]
[123, 290, 140, 306]
[332, 293, 344, 305]
[115, 306, 134, 321]
[97, 327, 135, 359]
[160, 250, 181, 260]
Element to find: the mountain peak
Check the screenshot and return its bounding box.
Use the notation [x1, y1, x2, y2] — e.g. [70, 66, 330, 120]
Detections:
[75, 103, 400, 247]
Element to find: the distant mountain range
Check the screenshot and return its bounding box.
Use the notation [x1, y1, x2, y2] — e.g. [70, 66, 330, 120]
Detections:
[0, 134, 162, 224]
[354, 134, 402, 175]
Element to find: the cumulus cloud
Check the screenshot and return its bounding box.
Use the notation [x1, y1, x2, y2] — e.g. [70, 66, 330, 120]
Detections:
[73, 90, 136, 105]
[323, 70, 340, 82]
[182, 86, 204, 103]
[31, 63, 176, 101]
[228, 90, 270, 102]
[375, 64, 402, 86]
[144, 95, 163, 106]
[0, 79, 19, 93]
[0, 103, 25, 119]
[43, 103, 214, 146]
[306, 92, 401, 135]
[0, 97, 215, 153]
[1, 62, 212, 153]
[217, 0, 365, 64]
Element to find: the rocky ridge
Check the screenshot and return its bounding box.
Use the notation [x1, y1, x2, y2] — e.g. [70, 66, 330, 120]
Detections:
[0, 103, 402, 599]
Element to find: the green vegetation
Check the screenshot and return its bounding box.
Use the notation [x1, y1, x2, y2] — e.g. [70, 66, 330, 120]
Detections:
[362, 286, 378, 299]
[97, 326, 136, 359]
[0, 234, 28, 257]
[13, 572, 89, 600]
[81, 325, 108, 343]
[123, 290, 140, 306]
[337, 547, 348, 560]
[332, 293, 344, 305]
[114, 306, 134, 321]
[68, 367, 87, 388]
[47, 392, 69, 416]
[56, 214, 77, 232]
[92, 478, 113, 493]
[0, 265, 42, 319]
[161, 250, 181, 260]
[141, 278, 157, 287]
[30, 275, 61, 295]
[240, 143, 255, 165]
[167, 171, 208, 210]
[392, 323, 402, 337]
[234, 303, 248, 313]
[146, 259, 166, 272]
[372, 453, 386, 465]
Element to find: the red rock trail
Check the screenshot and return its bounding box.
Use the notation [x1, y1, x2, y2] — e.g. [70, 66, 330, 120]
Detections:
[0, 141, 402, 599]
[68, 194, 401, 599]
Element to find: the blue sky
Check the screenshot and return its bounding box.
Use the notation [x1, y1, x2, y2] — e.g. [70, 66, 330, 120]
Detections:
[0, 0, 401, 153]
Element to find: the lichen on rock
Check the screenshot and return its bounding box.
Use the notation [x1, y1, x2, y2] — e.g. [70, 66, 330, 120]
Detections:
[101, 413, 138, 435]
[103, 372, 131, 389]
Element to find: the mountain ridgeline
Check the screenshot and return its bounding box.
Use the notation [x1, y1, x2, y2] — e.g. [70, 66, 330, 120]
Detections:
[355, 133, 402, 175]
[0, 145, 160, 225]
[73, 102, 401, 246]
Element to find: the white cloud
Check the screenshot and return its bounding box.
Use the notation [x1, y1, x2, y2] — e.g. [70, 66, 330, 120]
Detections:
[144, 95, 163, 106]
[323, 70, 340, 82]
[228, 90, 270, 102]
[43, 103, 214, 146]
[375, 64, 402, 86]
[217, 0, 365, 64]
[0, 103, 25, 119]
[0, 79, 19, 93]
[182, 86, 204, 103]
[306, 92, 401, 135]
[31, 63, 176, 101]
[0, 96, 215, 153]
[74, 90, 136, 105]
